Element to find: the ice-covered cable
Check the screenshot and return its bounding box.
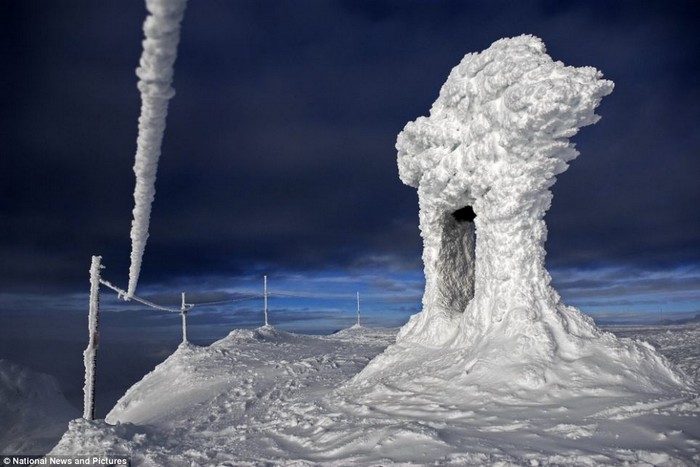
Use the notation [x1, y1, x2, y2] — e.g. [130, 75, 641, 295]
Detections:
[101, 279, 184, 313]
[127, 0, 188, 298]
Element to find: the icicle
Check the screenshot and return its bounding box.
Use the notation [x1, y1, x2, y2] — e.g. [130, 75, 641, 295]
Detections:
[127, 0, 188, 298]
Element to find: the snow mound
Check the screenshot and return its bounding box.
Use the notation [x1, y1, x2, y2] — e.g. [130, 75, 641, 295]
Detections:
[0, 359, 78, 454]
[223, 325, 305, 345]
[104, 326, 395, 428]
[352, 35, 693, 403]
[49, 419, 172, 465]
[50, 325, 700, 465]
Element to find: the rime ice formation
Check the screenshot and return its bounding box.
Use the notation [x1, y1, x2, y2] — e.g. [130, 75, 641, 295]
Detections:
[396, 34, 613, 347]
[127, 0, 188, 297]
[356, 35, 691, 395]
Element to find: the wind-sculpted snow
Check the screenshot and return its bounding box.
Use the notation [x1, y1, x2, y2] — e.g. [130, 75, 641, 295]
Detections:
[50, 324, 700, 465]
[127, 0, 188, 298]
[353, 35, 693, 401]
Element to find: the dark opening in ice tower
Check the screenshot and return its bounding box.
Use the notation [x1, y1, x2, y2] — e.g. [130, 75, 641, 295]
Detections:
[431, 206, 476, 318]
[452, 206, 476, 223]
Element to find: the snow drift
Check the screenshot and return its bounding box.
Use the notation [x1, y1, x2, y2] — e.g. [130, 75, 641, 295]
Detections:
[354, 35, 693, 398]
[127, 0, 188, 298]
[50, 325, 700, 464]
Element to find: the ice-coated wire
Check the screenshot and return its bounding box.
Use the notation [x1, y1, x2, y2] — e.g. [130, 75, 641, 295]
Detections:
[100, 279, 183, 313]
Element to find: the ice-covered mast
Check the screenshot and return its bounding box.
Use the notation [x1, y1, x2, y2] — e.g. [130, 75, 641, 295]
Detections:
[127, 0, 188, 298]
[263, 275, 269, 327]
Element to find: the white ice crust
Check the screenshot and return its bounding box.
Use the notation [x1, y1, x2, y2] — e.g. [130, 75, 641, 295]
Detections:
[127, 0, 188, 297]
[356, 35, 691, 396]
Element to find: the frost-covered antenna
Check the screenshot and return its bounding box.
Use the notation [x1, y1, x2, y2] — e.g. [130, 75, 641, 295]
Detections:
[263, 275, 269, 327]
[356, 291, 361, 327]
[180, 292, 188, 344]
[83, 255, 103, 420]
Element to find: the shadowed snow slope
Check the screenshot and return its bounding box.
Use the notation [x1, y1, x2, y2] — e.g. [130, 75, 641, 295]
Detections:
[0, 359, 78, 454]
[51, 324, 700, 465]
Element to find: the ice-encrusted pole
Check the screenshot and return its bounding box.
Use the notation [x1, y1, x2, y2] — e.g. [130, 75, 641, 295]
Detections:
[83, 255, 103, 420]
[263, 275, 269, 327]
[180, 292, 188, 344]
[127, 0, 188, 298]
[356, 292, 361, 327]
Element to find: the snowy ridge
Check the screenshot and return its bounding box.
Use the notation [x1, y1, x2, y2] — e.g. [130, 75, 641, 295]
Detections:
[50, 325, 700, 465]
[105, 327, 312, 426]
[0, 360, 78, 454]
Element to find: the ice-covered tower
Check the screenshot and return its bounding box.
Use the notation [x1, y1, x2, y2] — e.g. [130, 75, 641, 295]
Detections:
[397, 35, 612, 347]
[357, 36, 688, 394]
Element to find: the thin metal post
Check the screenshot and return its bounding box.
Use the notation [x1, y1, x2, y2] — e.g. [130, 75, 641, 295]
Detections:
[264, 275, 269, 326]
[356, 291, 361, 327]
[181, 292, 188, 344]
[83, 255, 102, 420]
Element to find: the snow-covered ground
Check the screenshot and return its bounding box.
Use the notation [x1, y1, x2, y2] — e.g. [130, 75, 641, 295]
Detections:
[0, 359, 78, 454]
[49, 323, 699, 465]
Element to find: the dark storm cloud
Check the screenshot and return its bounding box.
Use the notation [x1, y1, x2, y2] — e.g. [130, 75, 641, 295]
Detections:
[1, 0, 699, 292]
[549, 263, 700, 327]
[534, 1, 700, 270]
